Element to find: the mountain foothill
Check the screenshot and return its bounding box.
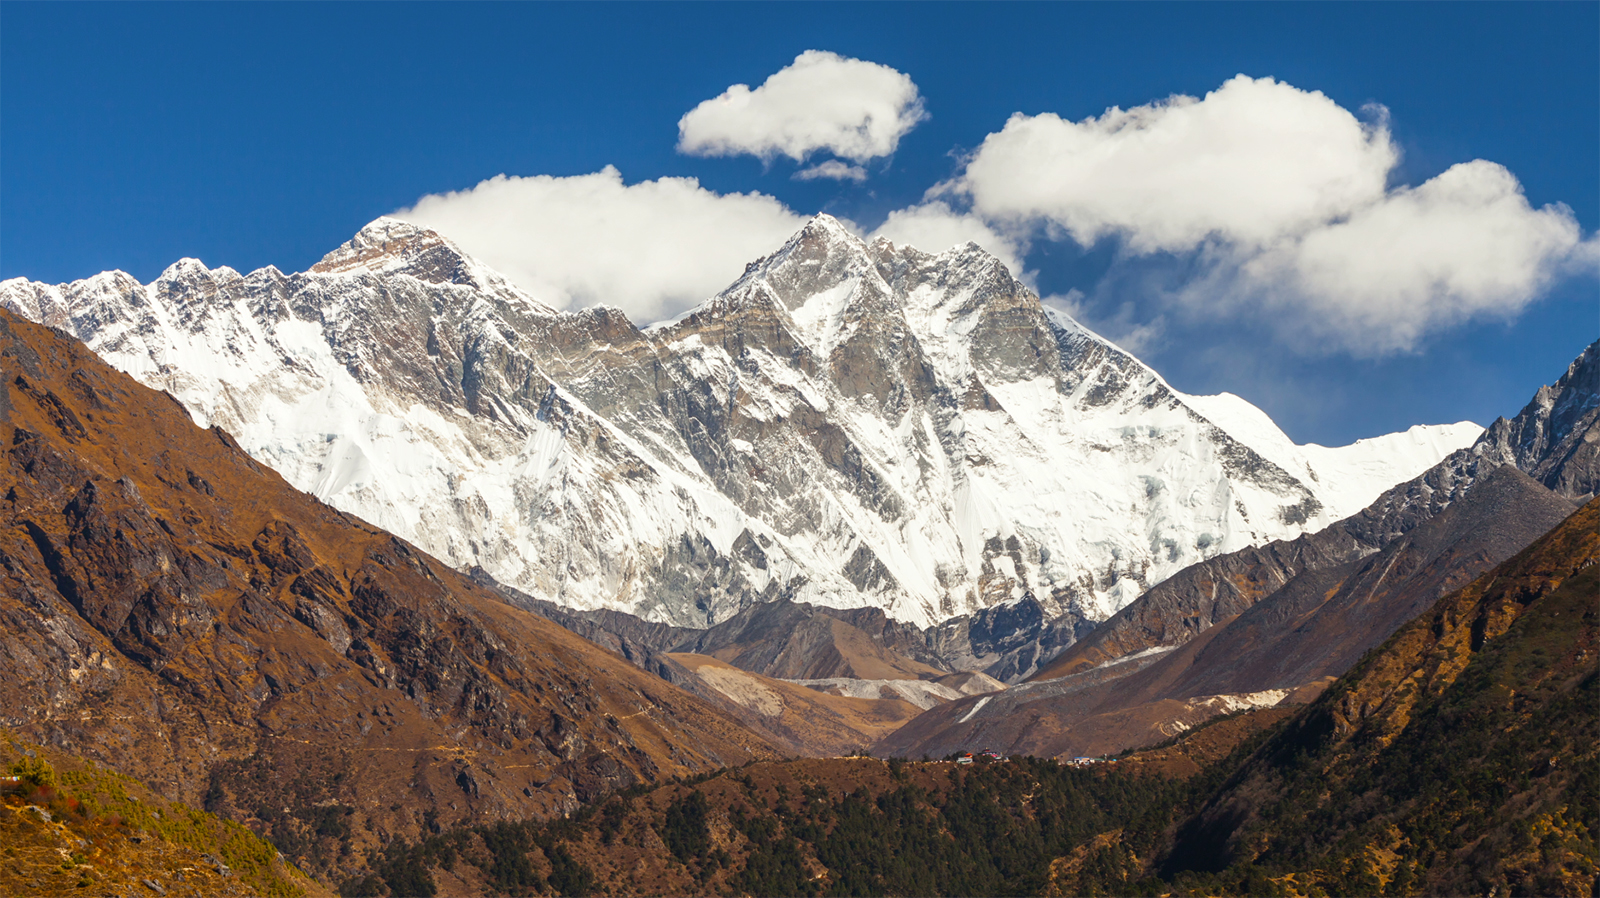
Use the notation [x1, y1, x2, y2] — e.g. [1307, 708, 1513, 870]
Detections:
[0, 217, 1594, 896]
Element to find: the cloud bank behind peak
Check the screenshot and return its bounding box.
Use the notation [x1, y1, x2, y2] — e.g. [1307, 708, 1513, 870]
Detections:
[396, 166, 807, 324]
[397, 69, 1590, 358]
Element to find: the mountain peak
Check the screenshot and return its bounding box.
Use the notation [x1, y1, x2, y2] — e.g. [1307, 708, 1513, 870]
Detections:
[689, 212, 880, 321]
[801, 212, 857, 238]
[308, 217, 549, 310]
[1474, 337, 1600, 499]
[158, 257, 208, 276]
[310, 216, 457, 277]
[777, 213, 871, 262]
[1, 201, 1496, 638]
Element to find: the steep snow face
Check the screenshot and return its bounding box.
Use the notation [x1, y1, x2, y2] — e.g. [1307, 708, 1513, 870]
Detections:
[610, 217, 1350, 624]
[1181, 393, 1481, 519]
[0, 215, 1470, 628]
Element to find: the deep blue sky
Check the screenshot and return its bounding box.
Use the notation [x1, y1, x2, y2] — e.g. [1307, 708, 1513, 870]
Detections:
[3, 2, 1596, 446]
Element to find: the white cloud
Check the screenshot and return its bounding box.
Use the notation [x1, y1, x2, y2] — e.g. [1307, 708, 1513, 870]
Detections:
[396, 166, 807, 324]
[945, 74, 1590, 353]
[870, 201, 1028, 276]
[1571, 234, 1600, 272]
[951, 75, 1396, 252]
[678, 50, 927, 165]
[1235, 160, 1583, 354]
[794, 160, 868, 183]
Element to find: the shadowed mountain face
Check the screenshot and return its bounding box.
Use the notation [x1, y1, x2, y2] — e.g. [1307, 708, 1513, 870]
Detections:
[0, 310, 779, 883]
[502, 566, 1095, 686]
[0, 216, 1473, 633]
[1152, 465, 1577, 699]
[497, 586, 950, 682]
[494, 584, 1008, 756]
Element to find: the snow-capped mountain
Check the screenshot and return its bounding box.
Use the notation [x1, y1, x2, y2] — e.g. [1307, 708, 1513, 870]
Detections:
[0, 215, 1478, 628]
[1180, 393, 1484, 519]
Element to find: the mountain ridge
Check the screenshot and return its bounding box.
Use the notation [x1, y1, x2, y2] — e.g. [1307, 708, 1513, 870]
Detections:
[0, 215, 1476, 633]
[1156, 496, 1599, 895]
[876, 338, 1596, 760]
[1030, 338, 1598, 683]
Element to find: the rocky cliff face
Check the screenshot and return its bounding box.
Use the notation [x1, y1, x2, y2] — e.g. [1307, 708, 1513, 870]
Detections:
[0, 310, 778, 883]
[1472, 339, 1599, 500]
[0, 216, 1474, 630]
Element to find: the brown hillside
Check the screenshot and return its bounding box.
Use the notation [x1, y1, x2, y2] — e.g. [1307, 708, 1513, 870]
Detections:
[1305, 496, 1598, 759]
[1162, 497, 1600, 895]
[514, 591, 950, 681]
[661, 653, 925, 756]
[1033, 341, 1597, 687]
[0, 310, 780, 885]
[1112, 707, 1300, 779]
[1030, 530, 1358, 682]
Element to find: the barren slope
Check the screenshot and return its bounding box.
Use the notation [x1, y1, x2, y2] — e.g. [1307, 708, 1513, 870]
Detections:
[655, 653, 926, 756]
[1161, 497, 1600, 895]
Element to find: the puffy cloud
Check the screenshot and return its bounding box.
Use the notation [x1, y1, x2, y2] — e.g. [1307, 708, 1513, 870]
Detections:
[945, 75, 1589, 353]
[952, 75, 1396, 251]
[794, 160, 868, 182]
[870, 201, 1028, 276]
[1235, 160, 1583, 354]
[678, 50, 927, 165]
[396, 166, 807, 324]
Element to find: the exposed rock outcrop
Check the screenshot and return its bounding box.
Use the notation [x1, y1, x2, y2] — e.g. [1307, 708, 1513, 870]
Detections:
[1032, 339, 1598, 682]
